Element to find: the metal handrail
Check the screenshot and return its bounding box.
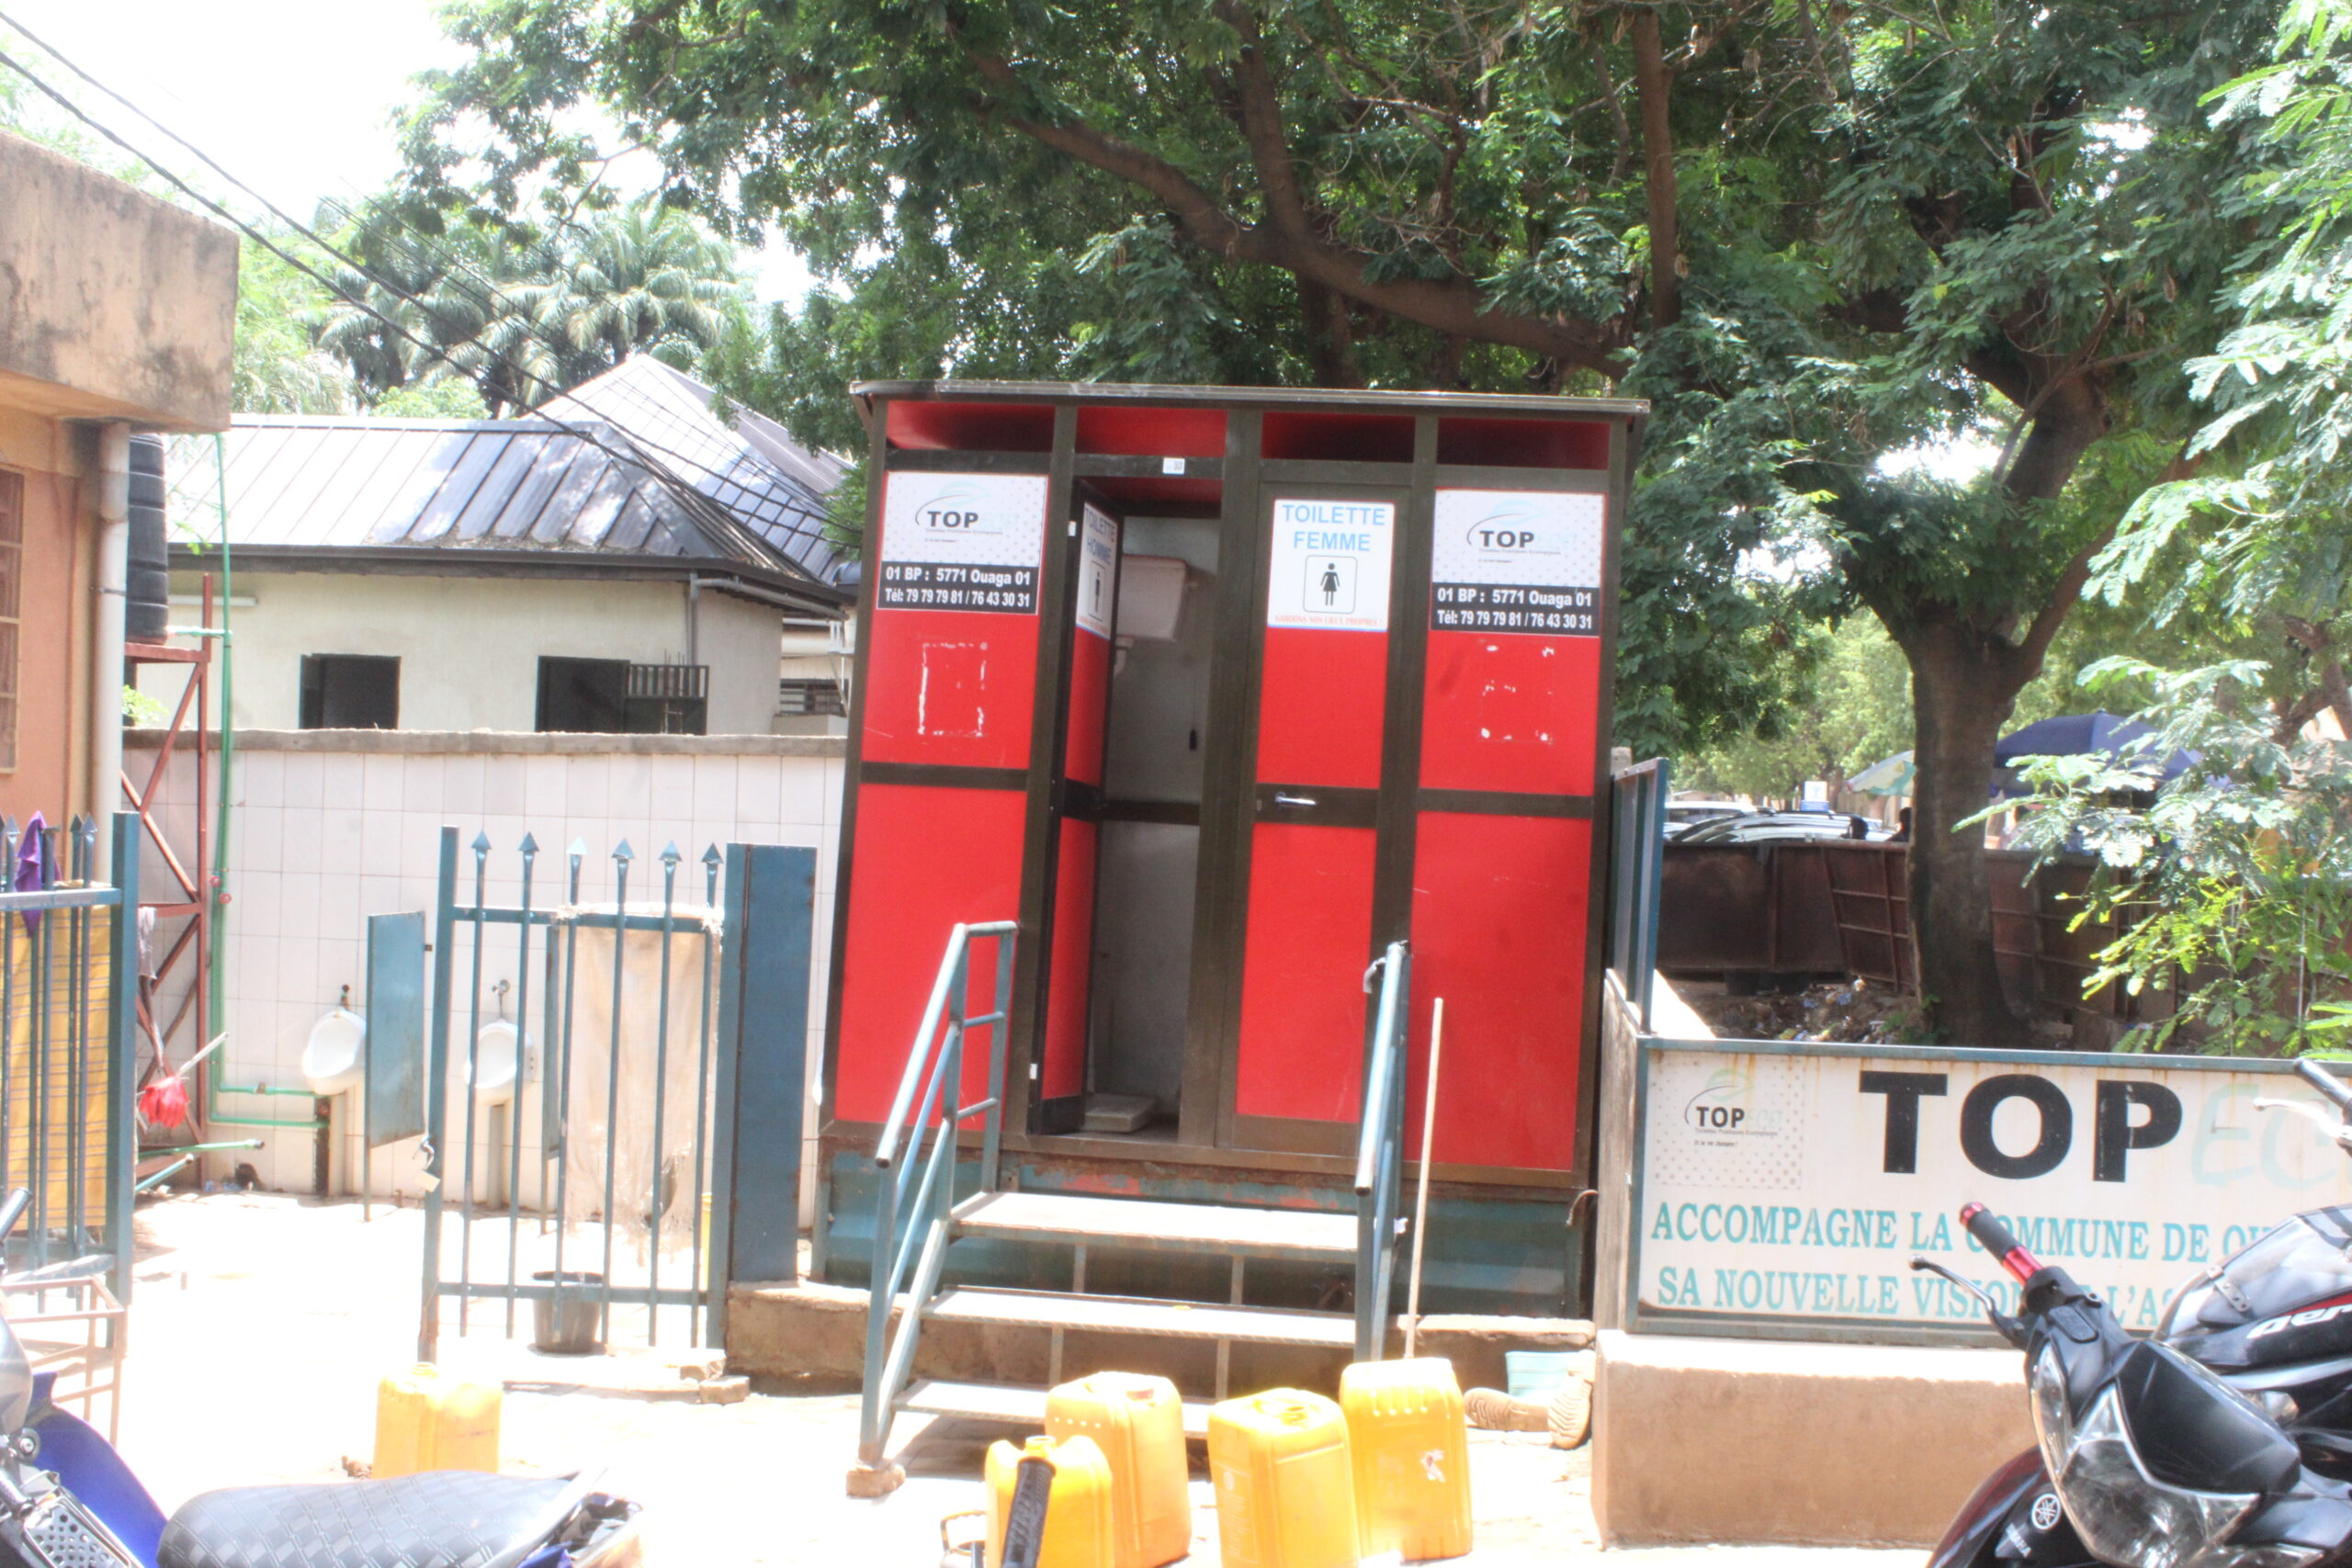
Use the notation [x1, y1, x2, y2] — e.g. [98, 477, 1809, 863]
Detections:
[857, 919, 1017, 1469]
[1353, 940, 1410, 1361]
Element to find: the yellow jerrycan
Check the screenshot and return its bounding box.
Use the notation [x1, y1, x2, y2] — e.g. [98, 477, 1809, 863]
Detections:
[1046, 1373, 1192, 1568]
[373, 1363, 501, 1477]
[1340, 1358, 1474, 1560]
[985, 1434, 1116, 1568]
[1205, 1389, 1358, 1568]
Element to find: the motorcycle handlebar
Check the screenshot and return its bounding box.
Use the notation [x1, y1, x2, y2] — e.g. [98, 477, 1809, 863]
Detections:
[2298, 1057, 2352, 1112]
[1962, 1201, 2044, 1284]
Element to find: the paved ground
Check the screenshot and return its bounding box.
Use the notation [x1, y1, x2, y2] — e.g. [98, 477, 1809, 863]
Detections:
[91, 1191, 1926, 1564]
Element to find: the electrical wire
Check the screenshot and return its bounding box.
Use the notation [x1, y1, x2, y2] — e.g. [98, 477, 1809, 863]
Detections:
[0, 18, 836, 577]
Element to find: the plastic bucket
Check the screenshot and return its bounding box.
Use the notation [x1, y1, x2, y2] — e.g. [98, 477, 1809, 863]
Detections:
[531, 1270, 605, 1354]
[1505, 1350, 1575, 1401]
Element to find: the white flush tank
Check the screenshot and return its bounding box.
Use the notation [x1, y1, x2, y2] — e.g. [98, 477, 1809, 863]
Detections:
[466, 1021, 526, 1105]
[1114, 555, 1190, 643]
[299, 1007, 365, 1097]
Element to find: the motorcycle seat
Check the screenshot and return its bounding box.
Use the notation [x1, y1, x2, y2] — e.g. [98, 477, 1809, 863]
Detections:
[156, 1469, 586, 1568]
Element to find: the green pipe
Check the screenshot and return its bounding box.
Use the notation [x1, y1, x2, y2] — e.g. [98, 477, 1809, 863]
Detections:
[139, 1139, 263, 1156]
[135, 1157, 192, 1192]
[199, 439, 308, 1131]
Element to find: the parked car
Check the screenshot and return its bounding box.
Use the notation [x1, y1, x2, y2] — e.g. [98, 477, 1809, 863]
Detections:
[1662, 798, 1747, 835]
[1673, 810, 1886, 845]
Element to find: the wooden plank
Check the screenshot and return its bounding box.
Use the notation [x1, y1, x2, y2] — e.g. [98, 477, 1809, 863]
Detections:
[953, 1190, 1356, 1258]
[899, 1379, 1211, 1438]
[926, 1287, 1355, 1348]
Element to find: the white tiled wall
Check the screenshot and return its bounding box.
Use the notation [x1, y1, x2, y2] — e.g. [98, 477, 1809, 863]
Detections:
[130, 740, 842, 1212]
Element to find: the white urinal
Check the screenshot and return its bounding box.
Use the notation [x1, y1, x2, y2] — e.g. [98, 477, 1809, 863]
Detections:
[466, 1021, 525, 1105]
[299, 1007, 366, 1097]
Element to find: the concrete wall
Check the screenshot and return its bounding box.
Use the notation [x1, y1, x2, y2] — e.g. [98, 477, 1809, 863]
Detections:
[0, 409, 93, 823]
[1593, 1329, 2033, 1546]
[0, 131, 237, 431]
[122, 728, 844, 1203]
[141, 570, 788, 735]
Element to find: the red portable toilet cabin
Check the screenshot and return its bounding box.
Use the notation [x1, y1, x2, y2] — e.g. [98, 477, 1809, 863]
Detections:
[820, 381, 1644, 1314]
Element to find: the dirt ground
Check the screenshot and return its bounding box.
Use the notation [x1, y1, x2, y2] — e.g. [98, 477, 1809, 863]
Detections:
[92, 1191, 1924, 1565]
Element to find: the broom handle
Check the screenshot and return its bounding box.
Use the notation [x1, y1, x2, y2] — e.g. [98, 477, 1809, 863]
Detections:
[1405, 998, 1444, 1358]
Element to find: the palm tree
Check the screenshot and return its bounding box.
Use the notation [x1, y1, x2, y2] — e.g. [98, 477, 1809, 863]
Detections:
[311, 202, 742, 416]
[525, 204, 741, 386]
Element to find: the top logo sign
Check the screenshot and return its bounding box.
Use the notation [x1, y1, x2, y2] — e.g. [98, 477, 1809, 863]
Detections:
[1430, 489, 1605, 636]
[876, 472, 1046, 615]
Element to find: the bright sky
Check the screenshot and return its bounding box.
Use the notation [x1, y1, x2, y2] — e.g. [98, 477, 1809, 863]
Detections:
[1, 0, 813, 299]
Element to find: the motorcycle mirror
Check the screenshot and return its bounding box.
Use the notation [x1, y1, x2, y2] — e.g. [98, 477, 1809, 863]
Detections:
[2252, 1098, 2352, 1149]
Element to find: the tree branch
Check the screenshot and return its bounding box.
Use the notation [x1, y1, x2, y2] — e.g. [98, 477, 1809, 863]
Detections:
[2283, 619, 2352, 738]
[1630, 7, 1680, 330]
[1213, 1, 1314, 239]
[1591, 43, 1634, 186]
[962, 50, 1633, 376]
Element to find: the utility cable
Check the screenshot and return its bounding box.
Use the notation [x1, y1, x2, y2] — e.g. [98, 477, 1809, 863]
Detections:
[0, 2, 828, 562]
[0, 23, 833, 572]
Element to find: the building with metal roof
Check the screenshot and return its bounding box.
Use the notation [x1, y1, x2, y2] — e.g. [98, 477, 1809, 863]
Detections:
[148, 357, 854, 738]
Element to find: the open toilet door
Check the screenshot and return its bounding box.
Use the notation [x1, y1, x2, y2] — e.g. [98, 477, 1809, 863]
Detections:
[1025, 501, 1118, 1134]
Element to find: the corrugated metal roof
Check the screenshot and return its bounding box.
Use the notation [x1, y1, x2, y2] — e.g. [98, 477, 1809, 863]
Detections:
[167, 356, 844, 587]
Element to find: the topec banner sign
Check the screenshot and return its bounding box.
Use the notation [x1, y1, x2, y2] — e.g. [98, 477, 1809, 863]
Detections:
[1627, 1038, 2352, 1340]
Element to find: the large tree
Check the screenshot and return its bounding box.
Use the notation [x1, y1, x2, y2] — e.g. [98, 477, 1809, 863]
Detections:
[315, 198, 742, 414]
[403, 0, 2278, 1040]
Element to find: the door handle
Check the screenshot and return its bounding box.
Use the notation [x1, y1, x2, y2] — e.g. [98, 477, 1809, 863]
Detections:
[1273, 793, 1317, 808]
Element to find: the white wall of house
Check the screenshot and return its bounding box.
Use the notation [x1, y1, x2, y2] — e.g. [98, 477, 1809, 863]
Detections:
[124, 729, 843, 1221]
[140, 570, 793, 736]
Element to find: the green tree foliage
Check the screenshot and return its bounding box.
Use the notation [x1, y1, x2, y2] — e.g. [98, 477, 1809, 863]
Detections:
[232, 236, 360, 415]
[2089, 0, 2352, 743]
[400, 0, 2284, 1039]
[315, 199, 742, 414]
[1687, 616, 1911, 802]
[2007, 0, 2352, 1055]
[2010, 660, 2352, 1055]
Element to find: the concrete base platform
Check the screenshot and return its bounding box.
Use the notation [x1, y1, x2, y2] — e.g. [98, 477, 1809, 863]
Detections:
[1593, 1329, 2032, 1548]
[726, 1278, 1590, 1394]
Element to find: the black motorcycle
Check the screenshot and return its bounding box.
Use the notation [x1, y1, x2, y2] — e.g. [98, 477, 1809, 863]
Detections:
[1929, 1057, 2352, 1568]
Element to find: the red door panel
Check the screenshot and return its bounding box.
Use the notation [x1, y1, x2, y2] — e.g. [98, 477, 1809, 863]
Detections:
[1041, 818, 1098, 1101]
[1407, 811, 1592, 1171]
[1419, 630, 1601, 795]
[858, 609, 1040, 770]
[835, 784, 1028, 1122]
[1233, 822, 1378, 1122]
[1255, 626, 1386, 787]
[1065, 618, 1112, 787]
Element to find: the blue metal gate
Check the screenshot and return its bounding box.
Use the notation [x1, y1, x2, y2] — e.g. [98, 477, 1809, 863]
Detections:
[417, 829, 813, 1358]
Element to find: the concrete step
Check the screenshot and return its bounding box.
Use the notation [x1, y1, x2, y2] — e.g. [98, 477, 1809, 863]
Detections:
[899, 1378, 1213, 1438]
[925, 1286, 1356, 1348]
[952, 1190, 1357, 1260]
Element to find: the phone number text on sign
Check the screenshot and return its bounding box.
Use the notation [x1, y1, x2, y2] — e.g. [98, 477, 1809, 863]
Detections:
[1430, 583, 1598, 633]
[876, 562, 1039, 613]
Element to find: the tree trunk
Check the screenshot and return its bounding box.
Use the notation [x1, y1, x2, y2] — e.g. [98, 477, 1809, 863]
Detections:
[1905, 617, 2030, 1044]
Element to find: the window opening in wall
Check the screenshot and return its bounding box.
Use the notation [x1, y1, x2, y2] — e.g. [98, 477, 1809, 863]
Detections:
[298, 654, 399, 730]
[0, 471, 19, 771]
[537, 657, 708, 735]
[626, 662, 708, 735]
[776, 678, 845, 718]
